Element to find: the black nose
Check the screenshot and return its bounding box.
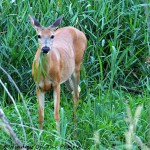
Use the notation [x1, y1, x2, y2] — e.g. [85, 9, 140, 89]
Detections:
[42, 46, 50, 54]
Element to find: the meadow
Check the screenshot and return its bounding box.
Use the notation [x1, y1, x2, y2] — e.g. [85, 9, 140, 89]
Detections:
[0, 0, 150, 149]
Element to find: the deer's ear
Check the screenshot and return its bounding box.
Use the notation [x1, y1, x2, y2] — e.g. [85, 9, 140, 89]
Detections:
[51, 15, 63, 29]
[29, 15, 41, 30]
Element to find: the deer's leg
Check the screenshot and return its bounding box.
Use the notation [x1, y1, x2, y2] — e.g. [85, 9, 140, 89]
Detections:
[36, 87, 45, 129]
[72, 65, 81, 113]
[72, 65, 81, 136]
[65, 77, 73, 92]
[53, 83, 60, 132]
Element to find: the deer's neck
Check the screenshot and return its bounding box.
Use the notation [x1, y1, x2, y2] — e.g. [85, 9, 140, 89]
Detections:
[38, 52, 51, 77]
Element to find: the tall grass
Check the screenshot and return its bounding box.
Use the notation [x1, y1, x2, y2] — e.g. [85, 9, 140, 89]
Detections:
[0, 0, 150, 149]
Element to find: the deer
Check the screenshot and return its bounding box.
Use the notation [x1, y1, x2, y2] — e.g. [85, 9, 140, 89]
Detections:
[29, 15, 87, 132]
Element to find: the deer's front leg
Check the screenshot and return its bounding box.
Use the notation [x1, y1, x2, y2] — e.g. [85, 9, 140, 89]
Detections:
[53, 83, 60, 132]
[36, 87, 45, 129]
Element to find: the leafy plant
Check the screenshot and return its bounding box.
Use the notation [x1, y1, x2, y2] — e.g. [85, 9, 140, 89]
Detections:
[0, 0, 149, 149]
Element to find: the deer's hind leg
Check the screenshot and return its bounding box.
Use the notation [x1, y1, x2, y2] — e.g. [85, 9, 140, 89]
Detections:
[65, 77, 81, 97]
[65, 78, 73, 92]
[72, 64, 81, 113]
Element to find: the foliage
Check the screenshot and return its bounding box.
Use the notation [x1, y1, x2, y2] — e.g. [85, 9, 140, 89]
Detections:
[0, 0, 150, 149]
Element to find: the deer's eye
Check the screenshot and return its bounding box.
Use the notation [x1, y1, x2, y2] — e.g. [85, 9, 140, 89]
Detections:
[38, 35, 41, 38]
[50, 35, 54, 39]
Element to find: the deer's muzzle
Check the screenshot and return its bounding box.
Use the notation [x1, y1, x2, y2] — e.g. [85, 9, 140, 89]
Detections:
[42, 46, 50, 54]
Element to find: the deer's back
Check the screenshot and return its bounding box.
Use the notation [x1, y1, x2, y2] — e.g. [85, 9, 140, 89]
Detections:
[52, 27, 87, 83]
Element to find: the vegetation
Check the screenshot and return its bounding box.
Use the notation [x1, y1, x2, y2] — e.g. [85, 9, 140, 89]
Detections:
[0, 0, 150, 149]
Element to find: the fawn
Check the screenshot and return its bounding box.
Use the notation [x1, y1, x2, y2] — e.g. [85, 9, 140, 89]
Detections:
[29, 15, 87, 132]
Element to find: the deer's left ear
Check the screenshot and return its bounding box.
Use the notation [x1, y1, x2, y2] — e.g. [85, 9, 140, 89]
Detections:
[29, 15, 42, 30]
[51, 15, 64, 29]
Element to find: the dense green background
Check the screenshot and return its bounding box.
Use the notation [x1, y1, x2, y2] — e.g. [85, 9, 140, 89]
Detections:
[0, 0, 150, 149]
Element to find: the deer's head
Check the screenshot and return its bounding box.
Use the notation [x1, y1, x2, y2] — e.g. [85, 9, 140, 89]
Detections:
[29, 15, 63, 54]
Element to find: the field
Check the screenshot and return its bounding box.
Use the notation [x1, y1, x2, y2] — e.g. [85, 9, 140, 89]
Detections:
[0, 0, 150, 149]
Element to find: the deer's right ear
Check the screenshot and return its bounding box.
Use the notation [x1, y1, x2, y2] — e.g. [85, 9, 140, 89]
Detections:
[29, 15, 41, 30]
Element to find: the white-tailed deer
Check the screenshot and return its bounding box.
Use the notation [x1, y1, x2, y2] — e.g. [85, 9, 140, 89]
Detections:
[29, 15, 87, 132]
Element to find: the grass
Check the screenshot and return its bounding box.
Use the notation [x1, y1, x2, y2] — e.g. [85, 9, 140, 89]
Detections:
[0, 0, 150, 149]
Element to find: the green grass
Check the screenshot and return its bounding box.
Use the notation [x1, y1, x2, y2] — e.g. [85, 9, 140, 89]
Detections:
[0, 0, 150, 149]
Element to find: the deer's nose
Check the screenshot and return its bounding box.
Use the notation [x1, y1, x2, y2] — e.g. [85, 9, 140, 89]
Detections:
[42, 46, 50, 54]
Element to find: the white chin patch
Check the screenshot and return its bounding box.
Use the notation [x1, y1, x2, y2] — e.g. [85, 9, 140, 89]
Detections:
[47, 51, 50, 55]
